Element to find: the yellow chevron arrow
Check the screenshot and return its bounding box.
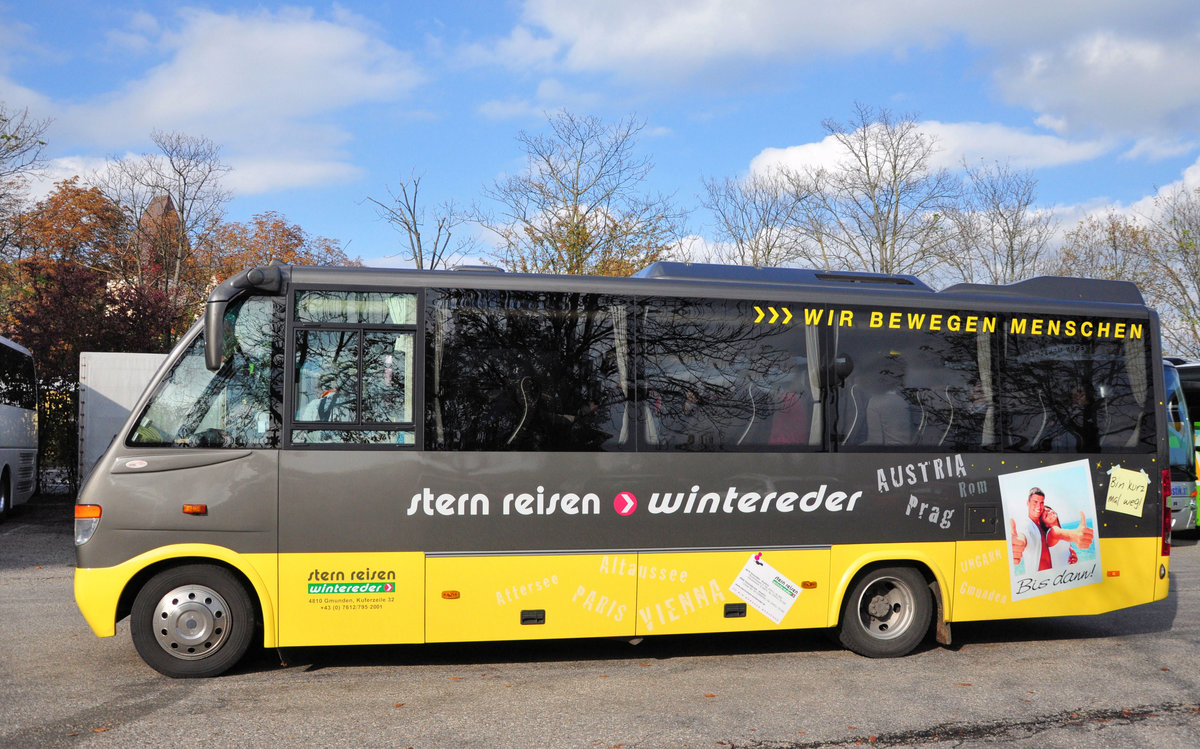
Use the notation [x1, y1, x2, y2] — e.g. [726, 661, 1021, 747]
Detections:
[754, 306, 765, 323]
[782, 307, 793, 324]
[768, 307, 779, 324]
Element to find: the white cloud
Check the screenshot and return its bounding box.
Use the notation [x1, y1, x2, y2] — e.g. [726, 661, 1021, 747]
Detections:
[16, 7, 424, 195]
[479, 97, 542, 121]
[922, 122, 1112, 169]
[225, 157, 363, 195]
[20, 156, 112, 201]
[509, 1, 1200, 150]
[459, 24, 561, 70]
[995, 29, 1200, 141]
[516, 1, 1192, 75]
[478, 77, 603, 121]
[64, 8, 421, 142]
[749, 120, 1112, 176]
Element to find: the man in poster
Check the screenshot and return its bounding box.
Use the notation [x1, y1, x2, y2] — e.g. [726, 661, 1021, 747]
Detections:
[1000, 460, 1101, 602]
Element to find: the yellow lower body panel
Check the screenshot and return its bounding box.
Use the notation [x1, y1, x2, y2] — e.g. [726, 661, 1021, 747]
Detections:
[424, 549, 833, 642]
[634, 549, 831, 636]
[952, 536, 1163, 621]
[426, 554, 637, 642]
[77, 538, 1169, 651]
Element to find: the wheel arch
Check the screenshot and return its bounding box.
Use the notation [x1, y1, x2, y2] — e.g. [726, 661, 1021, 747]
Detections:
[828, 548, 953, 645]
[111, 545, 276, 647]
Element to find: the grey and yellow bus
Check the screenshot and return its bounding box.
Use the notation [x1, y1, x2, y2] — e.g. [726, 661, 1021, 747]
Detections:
[74, 262, 1172, 677]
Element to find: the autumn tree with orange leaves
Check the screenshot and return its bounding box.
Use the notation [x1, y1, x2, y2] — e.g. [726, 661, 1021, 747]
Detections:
[200, 210, 360, 284]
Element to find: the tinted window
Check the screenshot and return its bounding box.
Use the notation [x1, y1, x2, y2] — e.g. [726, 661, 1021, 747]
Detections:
[1165, 364, 1195, 473]
[641, 298, 819, 451]
[0, 343, 36, 410]
[999, 318, 1154, 453]
[426, 289, 629, 451]
[831, 307, 993, 451]
[291, 291, 417, 446]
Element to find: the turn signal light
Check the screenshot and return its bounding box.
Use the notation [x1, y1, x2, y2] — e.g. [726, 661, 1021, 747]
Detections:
[74, 505, 101, 546]
[182, 504, 208, 516]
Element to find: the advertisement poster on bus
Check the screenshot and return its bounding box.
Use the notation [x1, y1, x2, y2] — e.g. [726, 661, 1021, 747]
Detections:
[999, 459, 1101, 602]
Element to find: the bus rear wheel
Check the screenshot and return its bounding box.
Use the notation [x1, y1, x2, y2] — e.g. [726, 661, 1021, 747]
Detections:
[837, 566, 931, 658]
[131, 565, 255, 678]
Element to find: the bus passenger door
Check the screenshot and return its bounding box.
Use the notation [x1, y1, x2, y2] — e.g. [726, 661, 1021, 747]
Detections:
[277, 319, 426, 647]
[277, 449, 426, 647]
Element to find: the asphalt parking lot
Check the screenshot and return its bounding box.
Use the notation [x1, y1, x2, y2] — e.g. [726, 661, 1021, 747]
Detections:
[2, 492, 1200, 748]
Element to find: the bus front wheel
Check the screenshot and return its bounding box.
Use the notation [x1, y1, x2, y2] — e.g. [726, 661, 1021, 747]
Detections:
[131, 565, 255, 678]
[837, 566, 932, 658]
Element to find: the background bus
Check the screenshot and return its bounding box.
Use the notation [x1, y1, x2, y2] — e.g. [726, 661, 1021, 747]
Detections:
[1163, 360, 1197, 532]
[0, 335, 38, 520]
[74, 263, 1172, 677]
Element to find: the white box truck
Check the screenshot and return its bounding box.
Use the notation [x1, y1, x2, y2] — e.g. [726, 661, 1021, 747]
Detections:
[77, 352, 168, 480]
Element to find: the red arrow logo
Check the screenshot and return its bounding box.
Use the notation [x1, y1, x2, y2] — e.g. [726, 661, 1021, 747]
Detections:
[614, 491, 638, 516]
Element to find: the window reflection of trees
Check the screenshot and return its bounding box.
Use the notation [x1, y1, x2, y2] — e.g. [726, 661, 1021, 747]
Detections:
[290, 291, 417, 446]
[427, 290, 628, 451]
[0, 346, 36, 410]
[293, 330, 359, 423]
[832, 316, 988, 451]
[131, 297, 279, 448]
[640, 298, 803, 451]
[1001, 328, 1151, 452]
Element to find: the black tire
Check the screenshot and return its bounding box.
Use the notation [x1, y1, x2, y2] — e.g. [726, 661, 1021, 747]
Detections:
[130, 565, 255, 678]
[837, 566, 932, 658]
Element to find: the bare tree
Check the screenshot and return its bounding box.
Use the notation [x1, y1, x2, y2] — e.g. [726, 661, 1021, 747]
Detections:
[1145, 185, 1200, 356]
[94, 130, 231, 294]
[366, 173, 475, 269]
[1047, 210, 1175, 340]
[1053, 211, 1156, 282]
[0, 104, 51, 258]
[937, 160, 1057, 286]
[789, 103, 960, 277]
[700, 169, 808, 267]
[477, 111, 686, 276]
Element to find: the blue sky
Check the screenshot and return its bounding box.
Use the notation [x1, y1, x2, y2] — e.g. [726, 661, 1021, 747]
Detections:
[3, 1, 1200, 268]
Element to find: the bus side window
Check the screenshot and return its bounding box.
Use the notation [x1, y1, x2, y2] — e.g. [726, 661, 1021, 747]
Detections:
[426, 290, 630, 451]
[293, 330, 359, 424]
[363, 332, 413, 423]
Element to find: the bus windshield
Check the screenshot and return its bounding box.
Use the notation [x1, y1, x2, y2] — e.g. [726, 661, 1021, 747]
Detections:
[1165, 363, 1196, 476]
